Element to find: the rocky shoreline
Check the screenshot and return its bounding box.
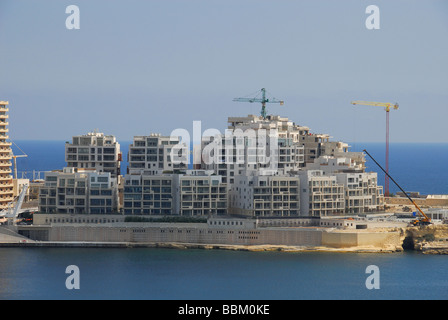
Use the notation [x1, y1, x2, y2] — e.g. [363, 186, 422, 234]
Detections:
[0, 240, 404, 253]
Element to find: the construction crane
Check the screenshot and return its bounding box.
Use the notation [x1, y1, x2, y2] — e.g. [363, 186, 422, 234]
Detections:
[233, 88, 284, 119]
[0, 184, 28, 226]
[351, 100, 399, 196]
[11, 141, 27, 179]
[363, 149, 431, 227]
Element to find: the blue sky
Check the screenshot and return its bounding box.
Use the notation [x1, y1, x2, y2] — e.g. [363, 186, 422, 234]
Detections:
[0, 0, 447, 143]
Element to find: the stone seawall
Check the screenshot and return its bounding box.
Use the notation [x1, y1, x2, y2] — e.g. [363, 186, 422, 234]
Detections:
[16, 223, 404, 253]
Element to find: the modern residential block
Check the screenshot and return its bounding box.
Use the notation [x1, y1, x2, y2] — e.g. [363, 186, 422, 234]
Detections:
[123, 170, 227, 216]
[229, 171, 301, 217]
[65, 131, 122, 178]
[127, 134, 188, 175]
[39, 167, 119, 214]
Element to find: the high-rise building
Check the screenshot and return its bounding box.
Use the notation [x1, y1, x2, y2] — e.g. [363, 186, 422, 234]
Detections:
[65, 132, 122, 178]
[0, 101, 13, 210]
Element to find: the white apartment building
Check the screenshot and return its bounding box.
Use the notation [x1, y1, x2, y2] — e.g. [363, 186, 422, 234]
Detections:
[123, 170, 227, 216]
[202, 114, 385, 217]
[127, 134, 188, 175]
[201, 116, 305, 186]
[39, 168, 119, 214]
[298, 170, 345, 217]
[178, 171, 227, 216]
[227, 114, 362, 166]
[304, 156, 384, 214]
[229, 171, 301, 217]
[124, 174, 175, 215]
[336, 172, 384, 214]
[65, 132, 122, 178]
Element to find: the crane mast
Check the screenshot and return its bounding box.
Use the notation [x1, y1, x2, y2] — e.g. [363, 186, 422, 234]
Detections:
[11, 141, 28, 179]
[351, 100, 399, 196]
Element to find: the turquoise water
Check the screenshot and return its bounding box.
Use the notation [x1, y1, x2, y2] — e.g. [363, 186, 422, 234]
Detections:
[0, 248, 447, 300]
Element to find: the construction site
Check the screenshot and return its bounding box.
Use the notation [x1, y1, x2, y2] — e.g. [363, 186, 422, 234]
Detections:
[0, 94, 447, 254]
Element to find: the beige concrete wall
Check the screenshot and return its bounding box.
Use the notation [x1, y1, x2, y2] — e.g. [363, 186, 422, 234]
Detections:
[322, 232, 358, 248]
[33, 214, 125, 225]
[322, 230, 401, 248]
[45, 224, 323, 247]
[21, 223, 400, 250]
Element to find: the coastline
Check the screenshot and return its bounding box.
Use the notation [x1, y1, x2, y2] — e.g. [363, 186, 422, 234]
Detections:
[0, 240, 404, 254]
[3, 223, 448, 254]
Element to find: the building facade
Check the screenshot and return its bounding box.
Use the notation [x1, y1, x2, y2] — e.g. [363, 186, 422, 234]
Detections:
[65, 132, 122, 178]
[0, 101, 13, 209]
[123, 170, 227, 216]
[39, 168, 119, 214]
[127, 134, 188, 175]
[229, 172, 301, 217]
[298, 170, 345, 217]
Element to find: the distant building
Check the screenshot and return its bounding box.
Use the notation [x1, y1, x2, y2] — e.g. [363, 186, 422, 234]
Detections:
[0, 101, 13, 209]
[39, 167, 119, 214]
[127, 134, 188, 175]
[13, 178, 30, 200]
[65, 132, 122, 178]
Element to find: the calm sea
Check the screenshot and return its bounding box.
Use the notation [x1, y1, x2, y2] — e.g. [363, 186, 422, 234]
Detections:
[2, 141, 447, 301]
[0, 248, 447, 300]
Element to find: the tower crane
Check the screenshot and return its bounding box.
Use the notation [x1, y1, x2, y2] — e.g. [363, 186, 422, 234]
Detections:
[11, 141, 27, 179]
[351, 100, 399, 196]
[0, 184, 28, 226]
[233, 88, 284, 119]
